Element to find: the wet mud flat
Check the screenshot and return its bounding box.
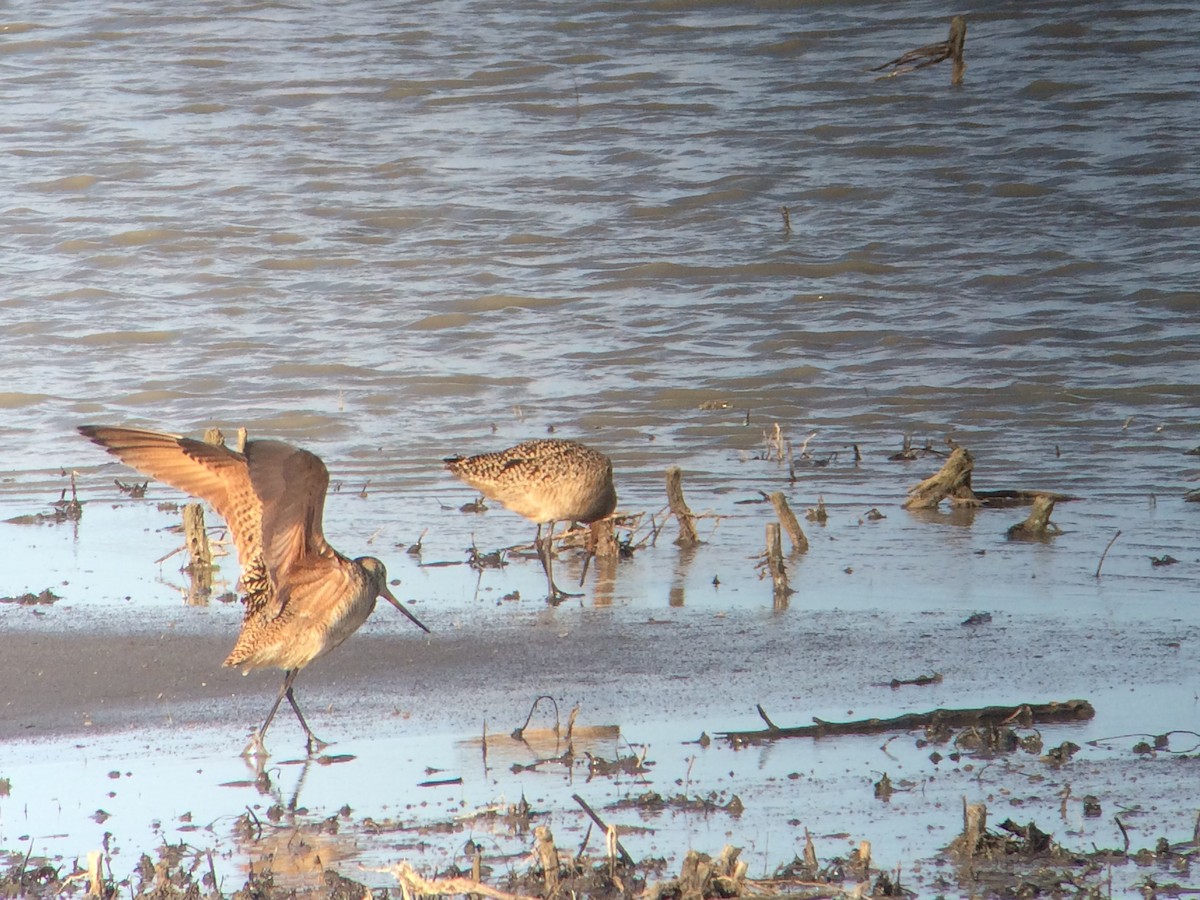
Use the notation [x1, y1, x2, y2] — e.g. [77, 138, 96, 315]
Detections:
[3, 435, 1200, 898]
[2, 595, 1200, 900]
[2, 711, 1199, 899]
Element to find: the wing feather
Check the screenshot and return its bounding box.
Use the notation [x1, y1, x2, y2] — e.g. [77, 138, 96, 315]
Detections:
[78, 425, 262, 570]
[244, 440, 338, 616]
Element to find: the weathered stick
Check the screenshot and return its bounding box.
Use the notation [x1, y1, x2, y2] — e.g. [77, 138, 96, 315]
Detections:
[719, 699, 1094, 744]
[903, 446, 978, 509]
[665, 467, 700, 547]
[948, 799, 987, 859]
[182, 504, 212, 572]
[571, 794, 634, 867]
[1006, 495, 1061, 539]
[183, 503, 214, 604]
[768, 492, 808, 552]
[765, 524, 793, 604]
[1096, 530, 1121, 578]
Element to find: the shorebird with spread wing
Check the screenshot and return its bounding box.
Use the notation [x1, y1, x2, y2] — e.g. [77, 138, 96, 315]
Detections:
[78, 425, 429, 757]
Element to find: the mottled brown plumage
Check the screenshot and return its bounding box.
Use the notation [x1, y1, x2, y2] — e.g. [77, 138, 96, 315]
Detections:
[444, 439, 617, 601]
[78, 425, 429, 756]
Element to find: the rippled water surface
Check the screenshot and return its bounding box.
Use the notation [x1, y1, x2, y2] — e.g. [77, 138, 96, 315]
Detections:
[2, 0, 1199, 891]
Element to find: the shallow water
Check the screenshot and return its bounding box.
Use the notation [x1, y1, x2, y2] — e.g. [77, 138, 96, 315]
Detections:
[2, 0, 1199, 892]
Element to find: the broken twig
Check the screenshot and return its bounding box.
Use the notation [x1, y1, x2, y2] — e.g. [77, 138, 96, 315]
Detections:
[571, 794, 634, 867]
[768, 491, 808, 552]
[665, 466, 700, 547]
[719, 699, 1094, 744]
[1095, 530, 1121, 578]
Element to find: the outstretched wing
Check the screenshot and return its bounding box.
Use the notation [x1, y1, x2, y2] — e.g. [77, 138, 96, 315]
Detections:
[244, 440, 340, 617]
[77, 425, 262, 572]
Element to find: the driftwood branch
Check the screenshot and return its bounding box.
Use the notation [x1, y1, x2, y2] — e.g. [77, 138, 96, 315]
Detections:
[872, 16, 967, 85]
[769, 492, 808, 552]
[903, 445, 977, 509]
[719, 699, 1094, 744]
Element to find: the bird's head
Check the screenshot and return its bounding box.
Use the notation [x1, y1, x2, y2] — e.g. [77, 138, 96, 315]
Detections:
[357, 556, 430, 634]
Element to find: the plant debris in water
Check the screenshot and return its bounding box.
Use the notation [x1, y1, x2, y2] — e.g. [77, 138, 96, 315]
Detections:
[0, 588, 61, 606]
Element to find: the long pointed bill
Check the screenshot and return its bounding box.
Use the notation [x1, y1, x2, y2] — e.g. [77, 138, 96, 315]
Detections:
[381, 583, 430, 633]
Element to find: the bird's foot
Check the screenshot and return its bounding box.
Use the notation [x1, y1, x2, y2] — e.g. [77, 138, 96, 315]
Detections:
[305, 732, 331, 756]
[242, 731, 270, 760]
[546, 586, 583, 606]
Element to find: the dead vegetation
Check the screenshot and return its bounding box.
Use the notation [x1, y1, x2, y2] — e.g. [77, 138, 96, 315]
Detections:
[0, 588, 61, 606]
[4, 470, 83, 526]
[871, 16, 967, 85]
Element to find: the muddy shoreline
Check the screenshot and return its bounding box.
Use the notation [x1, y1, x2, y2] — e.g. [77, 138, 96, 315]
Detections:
[3, 452, 1200, 899]
[4, 584, 1200, 897]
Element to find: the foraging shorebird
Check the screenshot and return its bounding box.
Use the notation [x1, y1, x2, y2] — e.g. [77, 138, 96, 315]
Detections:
[78, 425, 429, 757]
[444, 439, 617, 602]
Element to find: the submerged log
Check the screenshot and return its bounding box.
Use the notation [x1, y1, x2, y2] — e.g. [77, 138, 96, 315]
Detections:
[665, 466, 700, 547]
[872, 15, 967, 85]
[719, 699, 1094, 744]
[1006, 495, 1062, 540]
[903, 446, 977, 509]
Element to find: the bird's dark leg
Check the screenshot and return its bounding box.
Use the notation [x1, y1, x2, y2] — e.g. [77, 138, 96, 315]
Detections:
[286, 684, 330, 755]
[242, 669, 328, 758]
[536, 521, 582, 605]
[243, 668, 298, 758]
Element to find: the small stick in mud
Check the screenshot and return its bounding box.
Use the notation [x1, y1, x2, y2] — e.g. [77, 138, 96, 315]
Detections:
[533, 826, 560, 894]
[512, 695, 560, 740]
[949, 799, 988, 859]
[888, 672, 943, 689]
[769, 492, 808, 552]
[765, 523, 793, 604]
[806, 495, 828, 524]
[871, 16, 967, 85]
[1006, 495, 1062, 540]
[1095, 530, 1122, 578]
[665, 466, 700, 547]
[571, 794, 634, 867]
[903, 445, 978, 509]
[183, 504, 213, 572]
[182, 503, 215, 602]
